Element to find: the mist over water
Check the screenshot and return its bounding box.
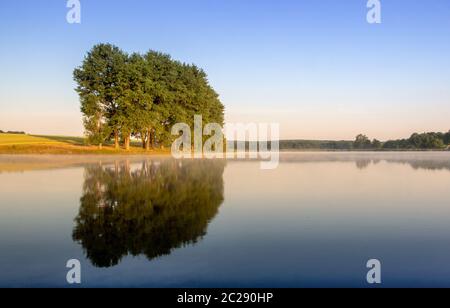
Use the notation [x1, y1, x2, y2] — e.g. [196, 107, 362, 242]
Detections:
[1, 152, 450, 287]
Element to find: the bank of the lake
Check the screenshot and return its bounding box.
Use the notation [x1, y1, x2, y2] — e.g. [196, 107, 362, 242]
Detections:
[0, 134, 171, 155]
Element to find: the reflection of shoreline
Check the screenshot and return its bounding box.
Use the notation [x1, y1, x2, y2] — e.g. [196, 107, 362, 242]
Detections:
[73, 159, 226, 268]
[274, 152, 450, 171]
[0, 155, 171, 173]
[1, 152, 449, 173]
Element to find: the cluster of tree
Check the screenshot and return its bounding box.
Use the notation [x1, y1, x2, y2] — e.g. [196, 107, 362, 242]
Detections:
[276, 131, 450, 151]
[73, 159, 225, 268]
[383, 131, 450, 150]
[0, 130, 26, 134]
[354, 132, 450, 150]
[279, 140, 354, 150]
[73, 44, 224, 150]
[353, 134, 382, 150]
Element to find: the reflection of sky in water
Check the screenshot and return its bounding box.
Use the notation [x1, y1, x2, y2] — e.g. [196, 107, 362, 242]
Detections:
[1, 153, 450, 287]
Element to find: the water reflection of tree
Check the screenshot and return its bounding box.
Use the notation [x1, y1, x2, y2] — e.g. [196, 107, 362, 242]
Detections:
[73, 159, 225, 268]
[354, 158, 450, 171]
[278, 153, 450, 172]
[355, 160, 372, 170]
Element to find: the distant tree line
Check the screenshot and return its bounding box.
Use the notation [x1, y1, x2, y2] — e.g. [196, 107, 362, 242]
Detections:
[279, 131, 450, 151]
[276, 140, 354, 150]
[0, 130, 26, 135]
[383, 131, 450, 150]
[73, 43, 224, 150]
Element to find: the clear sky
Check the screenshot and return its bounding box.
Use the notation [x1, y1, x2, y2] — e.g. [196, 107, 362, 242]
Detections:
[0, 0, 449, 140]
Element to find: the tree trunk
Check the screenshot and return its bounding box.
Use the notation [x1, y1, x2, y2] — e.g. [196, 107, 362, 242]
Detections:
[124, 133, 131, 151]
[141, 131, 147, 149]
[98, 143, 103, 150]
[145, 128, 151, 151]
[150, 130, 155, 149]
[114, 130, 119, 149]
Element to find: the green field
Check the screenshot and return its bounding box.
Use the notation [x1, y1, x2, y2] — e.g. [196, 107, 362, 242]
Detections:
[0, 133, 170, 155]
[32, 135, 86, 145]
[0, 134, 64, 146]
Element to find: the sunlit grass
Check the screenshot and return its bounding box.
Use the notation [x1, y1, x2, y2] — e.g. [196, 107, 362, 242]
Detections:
[0, 134, 62, 146]
[0, 133, 170, 155]
[32, 135, 86, 145]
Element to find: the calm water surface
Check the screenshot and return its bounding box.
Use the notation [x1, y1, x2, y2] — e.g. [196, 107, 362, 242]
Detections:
[1, 152, 450, 287]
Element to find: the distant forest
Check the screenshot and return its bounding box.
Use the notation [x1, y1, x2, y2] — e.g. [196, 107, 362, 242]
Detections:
[0, 130, 26, 135]
[279, 131, 450, 151]
[230, 131, 450, 151]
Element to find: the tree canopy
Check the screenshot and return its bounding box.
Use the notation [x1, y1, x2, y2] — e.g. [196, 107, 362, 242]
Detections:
[383, 131, 450, 150]
[74, 44, 224, 150]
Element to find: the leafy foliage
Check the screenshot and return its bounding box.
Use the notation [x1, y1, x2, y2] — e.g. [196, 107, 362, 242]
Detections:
[383, 131, 449, 150]
[74, 44, 224, 149]
[354, 134, 372, 149]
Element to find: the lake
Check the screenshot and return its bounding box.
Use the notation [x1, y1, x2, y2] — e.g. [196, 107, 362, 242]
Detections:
[1, 152, 450, 287]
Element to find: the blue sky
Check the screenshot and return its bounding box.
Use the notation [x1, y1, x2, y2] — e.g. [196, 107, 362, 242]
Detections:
[0, 0, 449, 139]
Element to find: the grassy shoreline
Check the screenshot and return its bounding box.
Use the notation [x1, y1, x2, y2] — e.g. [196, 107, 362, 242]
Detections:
[0, 144, 171, 155]
[0, 134, 171, 155]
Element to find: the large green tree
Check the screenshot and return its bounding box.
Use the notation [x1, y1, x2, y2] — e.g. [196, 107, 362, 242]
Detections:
[74, 44, 225, 150]
[74, 44, 127, 149]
